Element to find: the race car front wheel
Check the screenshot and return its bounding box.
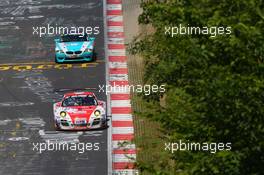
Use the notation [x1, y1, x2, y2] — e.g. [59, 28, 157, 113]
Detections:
[54, 123, 61, 131]
[55, 57, 59, 64]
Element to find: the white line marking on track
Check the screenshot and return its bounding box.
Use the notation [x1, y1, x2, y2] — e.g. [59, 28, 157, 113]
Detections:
[108, 26, 124, 32]
[113, 170, 139, 175]
[107, 15, 123, 21]
[107, 4, 122, 10]
[38, 130, 82, 143]
[113, 141, 136, 149]
[112, 114, 133, 121]
[111, 100, 131, 107]
[110, 74, 128, 81]
[109, 62, 127, 68]
[104, 0, 113, 174]
[113, 154, 136, 162]
[108, 38, 125, 44]
[112, 127, 134, 134]
[108, 49, 126, 56]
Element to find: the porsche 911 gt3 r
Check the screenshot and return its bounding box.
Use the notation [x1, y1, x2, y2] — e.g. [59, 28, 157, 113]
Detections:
[53, 92, 106, 130]
[54, 34, 95, 63]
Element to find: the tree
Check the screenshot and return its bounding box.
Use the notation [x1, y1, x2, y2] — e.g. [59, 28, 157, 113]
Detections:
[130, 0, 264, 174]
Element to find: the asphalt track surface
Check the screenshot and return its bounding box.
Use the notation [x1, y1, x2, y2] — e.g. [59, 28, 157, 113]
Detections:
[0, 0, 107, 175]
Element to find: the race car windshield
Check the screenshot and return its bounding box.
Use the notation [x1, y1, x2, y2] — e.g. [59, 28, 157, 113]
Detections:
[61, 35, 88, 42]
[62, 96, 97, 107]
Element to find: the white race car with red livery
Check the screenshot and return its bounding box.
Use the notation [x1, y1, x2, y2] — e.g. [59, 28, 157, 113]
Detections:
[53, 91, 106, 130]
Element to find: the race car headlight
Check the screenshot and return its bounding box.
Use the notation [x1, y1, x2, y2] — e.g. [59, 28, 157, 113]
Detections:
[84, 48, 93, 52]
[56, 50, 64, 53]
[94, 110, 101, 117]
[60, 111, 67, 118]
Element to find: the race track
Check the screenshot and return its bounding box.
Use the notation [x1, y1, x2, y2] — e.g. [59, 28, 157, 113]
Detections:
[0, 0, 107, 174]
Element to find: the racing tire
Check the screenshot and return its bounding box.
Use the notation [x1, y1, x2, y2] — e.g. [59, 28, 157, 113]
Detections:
[101, 120, 108, 129]
[54, 123, 61, 131]
[55, 57, 59, 64]
[91, 50, 97, 62]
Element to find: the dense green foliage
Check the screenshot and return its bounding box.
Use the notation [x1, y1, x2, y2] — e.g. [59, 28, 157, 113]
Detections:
[130, 0, 264, 174]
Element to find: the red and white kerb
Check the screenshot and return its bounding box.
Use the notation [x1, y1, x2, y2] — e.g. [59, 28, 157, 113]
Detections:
[107, 0, 138, 174]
